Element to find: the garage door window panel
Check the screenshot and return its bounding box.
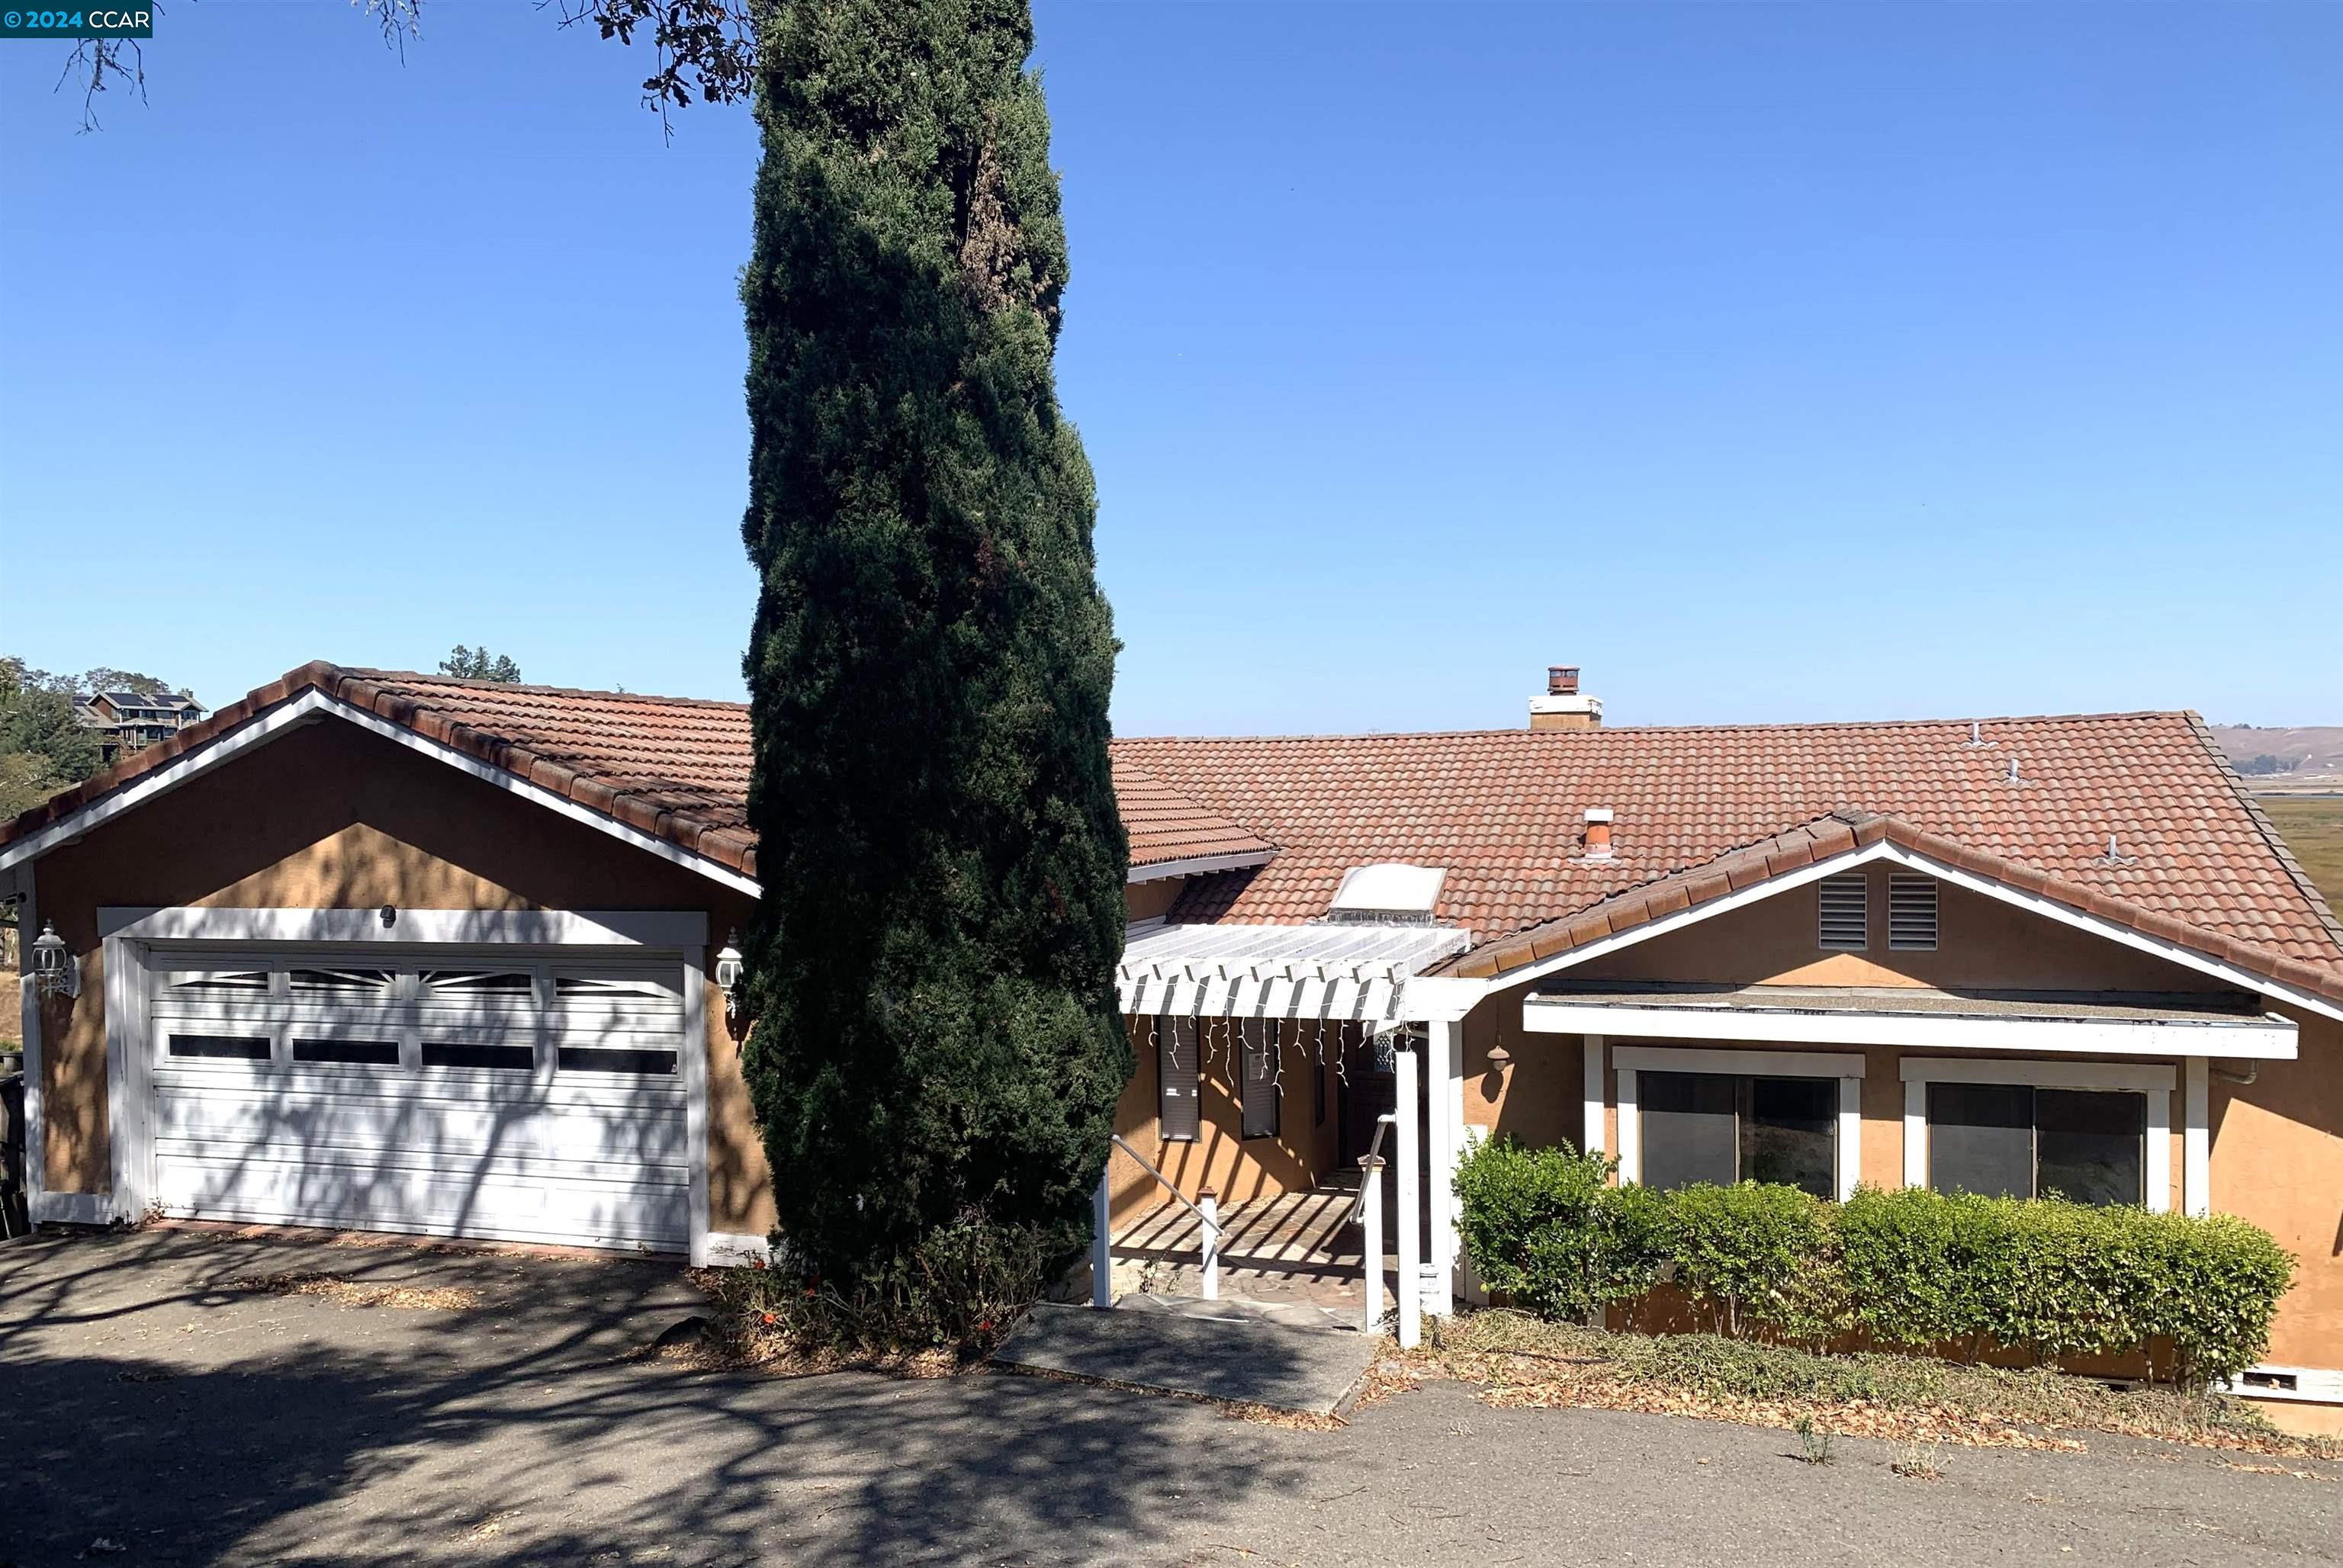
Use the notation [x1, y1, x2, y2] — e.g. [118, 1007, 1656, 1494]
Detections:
[167, 1033, 272, 1061]
[291, 1038, 402, 1066]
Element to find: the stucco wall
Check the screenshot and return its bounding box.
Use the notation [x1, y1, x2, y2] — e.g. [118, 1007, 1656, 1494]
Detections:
[1106, 1015, 1342, 1226]
[1568, 864, 2232, 994]
[25, 716, 776, 1238]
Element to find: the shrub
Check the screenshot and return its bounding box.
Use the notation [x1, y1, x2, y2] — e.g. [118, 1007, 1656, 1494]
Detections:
[1659, 1181, 1843, 1345]
[1453, 1137, 1660, 1319]
[734, 1216, 1056, 1359]
[1455, 1158, 2296, 1390]
[2126, 1211, 2295, 1387]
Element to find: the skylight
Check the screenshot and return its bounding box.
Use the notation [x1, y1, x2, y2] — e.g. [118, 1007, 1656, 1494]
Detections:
[1326, 863, 1447, 923]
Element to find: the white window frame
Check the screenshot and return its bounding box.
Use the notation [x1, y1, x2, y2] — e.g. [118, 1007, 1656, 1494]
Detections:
[1613, 1044, 1865, 1200]
[1898, 1056, 2173, 1214]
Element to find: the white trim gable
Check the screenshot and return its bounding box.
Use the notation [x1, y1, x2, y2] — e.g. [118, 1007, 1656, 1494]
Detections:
[0, 688, 764, 899]
[1488, 837, 2343, 1027]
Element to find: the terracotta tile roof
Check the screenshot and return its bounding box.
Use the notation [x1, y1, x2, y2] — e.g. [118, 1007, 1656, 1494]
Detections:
[6, 665, 2335, 1001]
[0, 664, 1264, 885]
[0, 663, 763, 879]
[1113, 760, 1276, 870]
[1111, 714, 2343, 983]
[1448, 810, 2343, 1003]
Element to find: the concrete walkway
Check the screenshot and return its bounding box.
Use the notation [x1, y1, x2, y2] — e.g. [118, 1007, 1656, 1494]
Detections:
[991, 1299, 1378, 1415]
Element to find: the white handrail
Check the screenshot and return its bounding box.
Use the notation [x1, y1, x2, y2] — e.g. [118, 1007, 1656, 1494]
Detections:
[1110, 1133, 1224, 1237]
[1344, 1112, 1399, 1228]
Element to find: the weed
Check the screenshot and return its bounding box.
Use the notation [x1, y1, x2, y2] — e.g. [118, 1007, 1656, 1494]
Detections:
[1794, 1415, 1835, 1465]
[1892, 1439, 1943, 1480]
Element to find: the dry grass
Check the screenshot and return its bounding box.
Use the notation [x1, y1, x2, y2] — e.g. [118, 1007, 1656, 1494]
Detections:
[2263, 796, 2343, 907]
[222, 1271, 480, 1311]
[1419, 1311, 2343, 1461]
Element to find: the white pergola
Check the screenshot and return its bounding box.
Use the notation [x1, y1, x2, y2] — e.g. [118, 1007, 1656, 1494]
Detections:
[1115, 920, 1472, 1022]
[1102, 919, 1476, 1347]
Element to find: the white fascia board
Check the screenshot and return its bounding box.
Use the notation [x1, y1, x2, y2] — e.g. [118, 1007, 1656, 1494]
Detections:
[1899, 1056, 2177, 1092]
[100, 906, 707, 949]
[1487, 837, 2343, 1027]
[1523, 1000, 2296, 1059]
[1127, 850, 1274, 885]
[1612, 1044, 1866, 1079]
[0, 689, 763, 901]
[1396, 975, 1486, 1023]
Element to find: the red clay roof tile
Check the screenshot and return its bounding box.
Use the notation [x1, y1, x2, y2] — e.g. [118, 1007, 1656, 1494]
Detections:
[4, 665, 2336, 1002]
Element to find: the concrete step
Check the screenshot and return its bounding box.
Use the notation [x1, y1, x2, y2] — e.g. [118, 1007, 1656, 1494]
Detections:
[1120, 1290, 1358, 1335]
[992, 1300, 1382, 1418]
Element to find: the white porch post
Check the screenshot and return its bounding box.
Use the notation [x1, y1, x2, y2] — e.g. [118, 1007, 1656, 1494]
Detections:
[1582, 1033, 1606, 1160]
[1615, 1066, 1641, 1184]
[1393, 1038, 1421, 1349]
[1091, 1163, 1113, 1309]
[1902, 1081, 1927, 1188]
[2184, 1056, 2211, 1217]
[1425, 1019, 1462, 1316]
[1836, 1074, 1862, 1201]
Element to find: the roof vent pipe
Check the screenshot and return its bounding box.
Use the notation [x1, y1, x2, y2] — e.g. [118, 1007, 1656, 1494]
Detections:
[1583, 807, 1615, 860]
[2006, 756, 2021, 784]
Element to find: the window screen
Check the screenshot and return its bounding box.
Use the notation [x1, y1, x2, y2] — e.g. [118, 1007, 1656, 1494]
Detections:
[1642, 1071, 1837, 1198]
[1157, 1018, 1200, 1142]
[1927, 1083, 2145, 1206]
[1927, 1082, 2034, 1199]
[1641, 1072, 1738, 1191]
[1240, 1023, 1281, 1141]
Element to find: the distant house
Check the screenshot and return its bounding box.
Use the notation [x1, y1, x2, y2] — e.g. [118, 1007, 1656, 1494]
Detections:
[72, 689, 205, 766]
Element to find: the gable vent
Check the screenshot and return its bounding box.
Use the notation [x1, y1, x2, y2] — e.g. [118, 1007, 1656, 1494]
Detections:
[1889, 873, 1940, 951]
[1818, 873, 1868, 950]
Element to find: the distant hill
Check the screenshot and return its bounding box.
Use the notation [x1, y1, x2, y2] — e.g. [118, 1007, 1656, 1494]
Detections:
[2206, 725, 2343, 792]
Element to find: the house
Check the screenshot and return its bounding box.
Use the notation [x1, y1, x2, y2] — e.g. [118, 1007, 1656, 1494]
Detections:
[5, 660, 2339, 1435]
[73, 689, 207, 766]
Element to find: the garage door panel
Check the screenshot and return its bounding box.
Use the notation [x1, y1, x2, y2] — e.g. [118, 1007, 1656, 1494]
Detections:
[149, 947, 693, 1253]
[156, 1153, 689, 1250]
[154, 1093, 686, 1165]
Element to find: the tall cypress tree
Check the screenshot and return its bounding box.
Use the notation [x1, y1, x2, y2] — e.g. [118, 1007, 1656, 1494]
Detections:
[737, 0, 1129, 1299]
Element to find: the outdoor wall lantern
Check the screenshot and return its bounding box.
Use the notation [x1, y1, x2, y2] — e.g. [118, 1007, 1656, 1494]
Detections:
[714, 934, 745, 1031]
[30, 921, 79, 1000]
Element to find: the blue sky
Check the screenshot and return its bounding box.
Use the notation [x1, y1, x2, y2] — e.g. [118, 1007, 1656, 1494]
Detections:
[3, 2, 2336, 733]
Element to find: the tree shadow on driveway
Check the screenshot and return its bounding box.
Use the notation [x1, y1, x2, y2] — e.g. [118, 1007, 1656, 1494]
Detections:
[3, 1229, 1308, 1566]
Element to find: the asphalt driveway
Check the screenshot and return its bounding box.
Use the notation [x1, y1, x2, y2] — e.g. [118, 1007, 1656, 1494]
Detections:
[3, 1228, 2337, 1566]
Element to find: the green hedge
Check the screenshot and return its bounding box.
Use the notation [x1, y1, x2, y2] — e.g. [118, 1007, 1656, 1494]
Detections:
[1455, 1137, 2295, 1387]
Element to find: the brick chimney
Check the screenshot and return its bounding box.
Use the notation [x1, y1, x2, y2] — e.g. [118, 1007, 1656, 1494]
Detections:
[1529, 664, 1602, 730]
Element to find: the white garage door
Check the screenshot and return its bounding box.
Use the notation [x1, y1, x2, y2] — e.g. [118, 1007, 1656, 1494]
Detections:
[146, 947, 691, 1252]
